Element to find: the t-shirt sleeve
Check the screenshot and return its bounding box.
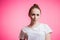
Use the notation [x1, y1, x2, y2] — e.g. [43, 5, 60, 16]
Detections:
[19, 27, 27, 39]
[44, 24, 52, 34]
[19, 30, 25, 39]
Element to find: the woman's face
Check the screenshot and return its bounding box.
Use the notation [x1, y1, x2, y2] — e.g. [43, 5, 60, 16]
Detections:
[30, 8, 41, 22]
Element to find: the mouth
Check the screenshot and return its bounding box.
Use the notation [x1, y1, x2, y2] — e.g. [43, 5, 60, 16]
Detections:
[33, 19, 36, 21]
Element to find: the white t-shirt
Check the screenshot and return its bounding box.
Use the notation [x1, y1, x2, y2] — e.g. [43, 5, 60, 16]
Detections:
[21, 23, 52, 40]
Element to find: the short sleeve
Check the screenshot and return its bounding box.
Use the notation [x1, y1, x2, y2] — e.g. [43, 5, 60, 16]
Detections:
[22, 27, 27, 33]
[19, 30, 25, 39]
[44, 24, 52, 34]
[19, 27, 27, 39]
[19, 29, 28, 40]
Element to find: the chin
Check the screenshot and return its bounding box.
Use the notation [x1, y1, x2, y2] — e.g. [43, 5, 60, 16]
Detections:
[34, 20, 38, 22]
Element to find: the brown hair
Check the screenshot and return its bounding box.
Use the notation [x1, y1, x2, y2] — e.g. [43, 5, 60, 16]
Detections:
[28, 4, 41, 16]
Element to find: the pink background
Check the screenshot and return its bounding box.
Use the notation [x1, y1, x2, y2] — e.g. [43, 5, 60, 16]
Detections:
[0, 0, 60, 40]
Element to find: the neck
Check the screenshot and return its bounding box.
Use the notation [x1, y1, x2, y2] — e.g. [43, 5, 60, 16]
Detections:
[29, 20, 39, 27]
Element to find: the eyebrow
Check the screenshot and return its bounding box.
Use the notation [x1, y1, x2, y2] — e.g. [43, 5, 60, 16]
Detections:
[31, 13, 35, 14]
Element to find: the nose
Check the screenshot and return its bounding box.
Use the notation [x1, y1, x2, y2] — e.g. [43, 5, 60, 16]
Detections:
[34, 15, 37, 19]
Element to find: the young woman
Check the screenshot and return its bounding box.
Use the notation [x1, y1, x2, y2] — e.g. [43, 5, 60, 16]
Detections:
[19, 4, 52, 40]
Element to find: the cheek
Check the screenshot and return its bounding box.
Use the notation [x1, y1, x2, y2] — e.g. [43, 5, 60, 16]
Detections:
[31, 16, 35, 19]
[38, 16, 40, 18]
[29, 15, 33, 19]
[36, 16, 40, 20]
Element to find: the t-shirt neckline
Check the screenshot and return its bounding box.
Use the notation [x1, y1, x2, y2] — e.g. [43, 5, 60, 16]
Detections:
[26, 23, 41, 29]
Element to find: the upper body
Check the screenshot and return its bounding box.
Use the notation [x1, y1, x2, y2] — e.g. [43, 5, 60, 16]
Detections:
[20, 23, 52, 40]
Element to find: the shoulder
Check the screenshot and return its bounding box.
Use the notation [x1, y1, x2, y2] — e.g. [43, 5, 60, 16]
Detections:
[21, 26, 29, 33]
[42, 23, 51, 29]
[40, 23, 52, 34]
[40, 23, 48, 25]
[39, 23, 48, 27]
[39, 23, 52, 30]
[40, 23, 49, 27]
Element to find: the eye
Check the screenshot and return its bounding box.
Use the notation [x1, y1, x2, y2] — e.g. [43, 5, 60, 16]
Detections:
[37, 14, 39, 16]
[31, 14, 35, 16]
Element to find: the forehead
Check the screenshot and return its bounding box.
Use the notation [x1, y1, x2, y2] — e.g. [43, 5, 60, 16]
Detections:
[31, 8, 40, 14]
